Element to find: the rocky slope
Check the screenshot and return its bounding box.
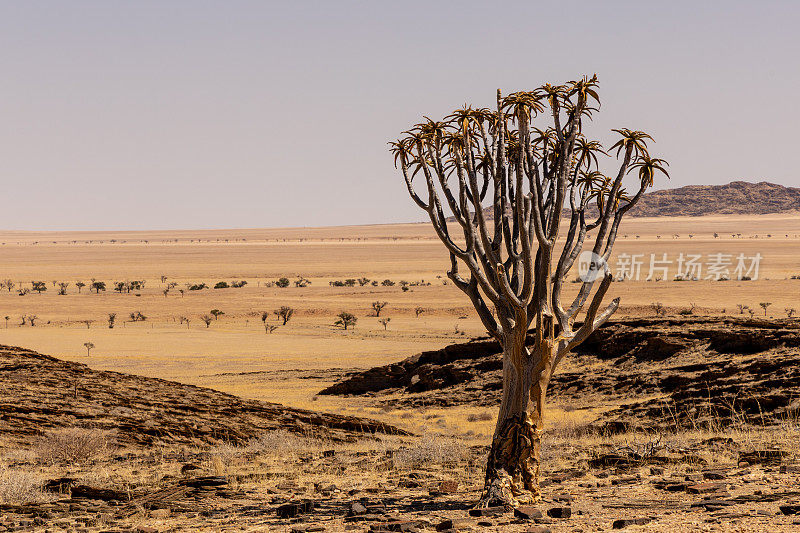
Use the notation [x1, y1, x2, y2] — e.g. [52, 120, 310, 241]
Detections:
[470, 181, 800, 220]
[0, 345, 407, 448]
[625, 181, 800, 217]
[320, 317, 800, 432]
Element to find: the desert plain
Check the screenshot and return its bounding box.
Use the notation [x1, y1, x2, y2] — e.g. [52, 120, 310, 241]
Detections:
[2, 213, 800, 532]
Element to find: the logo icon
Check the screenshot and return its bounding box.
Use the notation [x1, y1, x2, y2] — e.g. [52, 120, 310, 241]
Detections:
[577, 251, 608, 282]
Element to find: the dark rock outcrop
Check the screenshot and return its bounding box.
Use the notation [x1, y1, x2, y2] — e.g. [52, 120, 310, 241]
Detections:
[320, 317, 800, 432]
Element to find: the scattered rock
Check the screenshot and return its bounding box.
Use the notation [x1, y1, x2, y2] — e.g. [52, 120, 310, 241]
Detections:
[514, 506, 543, 520]
[435, 518, 473, 531]
[739, 450, 788, 466]
[70, 485, 129, 502]
[370, 520, 424, 532]
[276, 500, 315, 519]
[612, 517, 652, 529]
[686, 482, 726, 494]
[546, 507, 571, 519]
[43, 477, 77, 493]
[779, 504, 800, 516]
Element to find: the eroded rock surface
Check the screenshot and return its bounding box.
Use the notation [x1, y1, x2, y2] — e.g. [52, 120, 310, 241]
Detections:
[320, 317, 800, 431]
[0, 345, 408, 447]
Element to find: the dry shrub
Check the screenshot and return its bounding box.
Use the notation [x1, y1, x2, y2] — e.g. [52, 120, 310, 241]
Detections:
[246, 430, 319, 455]
[0, 467, 48, 504]
[35, 428, 113, 464]
[393, 434, 469, 469]
[547, 418, 597, 440]
[467, 412, 493, 422]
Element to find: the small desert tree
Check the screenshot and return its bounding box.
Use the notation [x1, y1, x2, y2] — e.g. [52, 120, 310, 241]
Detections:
[202, 315, 213, 328]
[414, 306, 426, 318]
[275, 277, 290, 288]
[83, 342, 94, 357]
[27, 315, 38, 326]
[274, 306, 294, 325]
[391, 76, 666, 505]
[3, 279, 14, 292]
[108, 313, 116, 329]
[31, 281, 47, 294]
[81, 320, 93, 329]
[372, 301, 388, 317]
[75, 281, 85, 293]
[4, 316, 9, 328]
[379, 317, 391, 330]
[210, 309, 224, 320]
[759, 302, 772, 316]
[334, 311, 357, 330]
[90, 280, 106, 294]
[57, 282, 69, 295]
[786, 308, 796, 318]
[265, 324, 278, 334]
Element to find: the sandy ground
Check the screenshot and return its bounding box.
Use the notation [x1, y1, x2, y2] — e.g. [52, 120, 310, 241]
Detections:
[1, 214, 799, 420]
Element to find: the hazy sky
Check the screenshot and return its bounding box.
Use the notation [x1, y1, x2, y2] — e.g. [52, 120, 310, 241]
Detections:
[1, 1, 798, 230]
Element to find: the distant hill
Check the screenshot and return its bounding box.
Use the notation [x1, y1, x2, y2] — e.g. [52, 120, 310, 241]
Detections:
[458, 181, 800, 221]
[625, 181, 800, 217]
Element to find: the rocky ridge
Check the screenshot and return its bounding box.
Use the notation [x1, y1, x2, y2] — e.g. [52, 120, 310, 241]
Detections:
[320, 317, 800, 432]
[0, 344, 407, 448]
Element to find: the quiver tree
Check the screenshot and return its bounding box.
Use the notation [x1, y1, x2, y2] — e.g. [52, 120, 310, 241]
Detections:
[390, 75, 667, 506]
[372, 301, 388, 317]
[274, 306, 294, 325]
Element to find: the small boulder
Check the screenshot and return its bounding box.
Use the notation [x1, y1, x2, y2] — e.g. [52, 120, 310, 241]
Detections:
[514, 506, 543, 520]
[546, 507, 571, 519]
[612, 517, 652, 529]
[780, 504, 800, 515]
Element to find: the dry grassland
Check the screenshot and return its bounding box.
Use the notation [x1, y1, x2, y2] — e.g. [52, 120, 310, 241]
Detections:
[0, 214, 799, 424]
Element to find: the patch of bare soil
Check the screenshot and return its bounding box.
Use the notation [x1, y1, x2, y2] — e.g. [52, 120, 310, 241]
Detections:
[320, 317, 800, 432]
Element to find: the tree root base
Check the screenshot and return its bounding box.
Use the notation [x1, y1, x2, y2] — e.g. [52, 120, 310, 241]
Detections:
[475, 468, 540, 509]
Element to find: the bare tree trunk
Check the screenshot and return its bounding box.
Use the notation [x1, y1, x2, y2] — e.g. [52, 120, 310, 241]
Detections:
[480, 336, 551, 507]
